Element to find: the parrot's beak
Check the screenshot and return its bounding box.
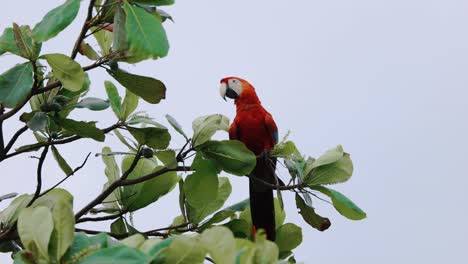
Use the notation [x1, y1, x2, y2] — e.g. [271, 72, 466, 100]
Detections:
[219, 82, 239, 101]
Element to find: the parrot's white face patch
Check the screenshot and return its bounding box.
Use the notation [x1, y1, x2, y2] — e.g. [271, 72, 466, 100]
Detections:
[228, 78, 243, 95]
[219, 82, 227, 99]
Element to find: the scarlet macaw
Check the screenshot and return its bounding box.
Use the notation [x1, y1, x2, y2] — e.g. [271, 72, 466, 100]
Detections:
[219, 77, 278, 240]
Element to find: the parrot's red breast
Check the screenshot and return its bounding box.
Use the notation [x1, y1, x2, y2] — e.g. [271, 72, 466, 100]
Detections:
[221, 77, 278, 155]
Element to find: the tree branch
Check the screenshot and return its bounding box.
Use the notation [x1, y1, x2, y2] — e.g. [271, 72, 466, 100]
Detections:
[3, 123, 121, 160]
[76, 208, 129, 223]
[75, 166, 192, 220]
[3, 125, 28, 155]
[71, 0, 98, 59]
[246, 174, 304, 191]
[27, 145, 49, 207]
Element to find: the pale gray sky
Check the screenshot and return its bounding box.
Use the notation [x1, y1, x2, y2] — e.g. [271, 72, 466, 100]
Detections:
[1, 0, 468, 263]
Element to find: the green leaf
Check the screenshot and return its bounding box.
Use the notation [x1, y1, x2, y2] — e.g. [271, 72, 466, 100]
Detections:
[201, 226, 236, 264]
[311, 145, 345, 169]
[155, 149, 177, 169]
[0, 25, 41, 58]
[102, 147, 121, 183]
[121, 89, 139, 120]
[309, 186, 366, 220]
[187, 177, 232, 223]
[122, 2, 169, 61]
[51, 145, 73, 175]
[77, 246, 149, 264]
[224, 219, 250, 239]
[92, 25, 112, 55]
[113, 4, 128, 53]
[160, 236, 206, 264]
[105, 81, 122, 119]
[192, 114, 229, 146]
[49, 201, 75, 261]
[12, 251, 34, 264]
[32, 0, 81, 42]
[41, 53, 85, 92]
[78, 42, 99, 60]
[198, 140, 256, 176]
[295, 194, 331, 231]
[121, 156, 179, 211]
[114, 130, 138, 152]
[12, 23, 37, 60]
[127, 126, 170, 149]
[60, 118, 105, 142]
[239, 198, 285, 235]
[17, 206, 54, 262]
[26, 112, 48, 132]
[165, 114, 188, 140]
[254, 231, 279, 263]
[0, 194, 32, 229]
[121, 234, 146, 248]
[198, 210, 236, 232]
[270, 141, 299, 158]
[132, 0, 175, 6]
[107, 69, 165, 104]
[0, 63, 33, 108]
[111, 218, 127, 235]
[184, 158, 219, 215]
[275, 223, 302, 252]
[73, 97, 110, 111]
[225, 199, 250, 212]
[32, 188, 73, 210]
[306, 153, 353, 185]
[62, 233, 109, 261]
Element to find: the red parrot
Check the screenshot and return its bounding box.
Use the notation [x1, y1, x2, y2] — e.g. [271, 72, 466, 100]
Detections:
[219, 77, 278, 240]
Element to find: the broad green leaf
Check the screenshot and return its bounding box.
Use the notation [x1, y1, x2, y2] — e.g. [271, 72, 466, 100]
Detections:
[41, 53, 85, 92]
[60, 118, 105, 142]
[73, 97, 110, 111]
[254, 231, 279, 264]
[113, 4, 128, 53]
[308, 145, 344, 171]
[132, 0, 175, 6]
[121, 88, 139, 120]
[111, 218, 127, 235]
[224, 219, 250, 239]
[0, 194, 32, 229]
[235, 238, 256, 264]
[121, 234, 145, 248]
[32, 188, 73, 210]
[0, 63, 33, 108]
[27, 112, 48, 132]
[165, 114, 188, 140]
[105, 81, 122, 119]
[198, 140, 256, 176]
[225, 198, 250, 212]
[270, 141, 299, 158]
[187, 177, 231, 223]
[49, 201, 75, 261]
[138, 238, 163, 255]
[77, 246, 149, 264]
[107, 69, 165, 104]
[101, 147, 122, 202]
[0, 25, 41, 58]
[121, 156, 179, 211]
[32, 0, 81, 42]
[62, 233, 109, 261]
[51, 145, 73, 175]
[295, 194, 331, 231]
[17, 206, 53, 262]
[309, 186, 367, 220]
[198, 210, 236, 231]
[306, 153, 353, 185]
[12, 251, 34, 264]
[114, 129, 138, 152]
[127, 114, 164, 127]
[12, 23, 40, 60]
[127, 126, 170, 149]
[161, 236, 206, 264]
[192, 114, 230, 146]
[155, 149, 177, 169]
[122, 2, 169, 61]
[78, 42, 99, 60]
[275, 223, 302, 252]
[184, 158, 219, 213]
[92, 26, 112, 55]
[201, 226, 236, 264]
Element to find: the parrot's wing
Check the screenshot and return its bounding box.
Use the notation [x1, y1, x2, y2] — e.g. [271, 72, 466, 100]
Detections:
[264, 112, 278, 145]
[229, 120, 240, 141]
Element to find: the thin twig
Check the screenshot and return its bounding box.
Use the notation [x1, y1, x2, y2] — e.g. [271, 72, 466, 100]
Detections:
[246, 174, 304, 191]
[39, 153, 92, 198]
[0, 193, 18, 203]
[71, 0, 98, 59]
[76, 208, 129, 223]
[3, 125, 28, 155]
[27, 145, 49, 207]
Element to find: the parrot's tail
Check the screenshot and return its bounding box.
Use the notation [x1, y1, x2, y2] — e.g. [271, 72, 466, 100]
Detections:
[249, 152, 276, 241]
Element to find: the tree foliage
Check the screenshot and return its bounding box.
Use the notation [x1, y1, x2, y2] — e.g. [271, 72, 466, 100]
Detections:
[0, 1, 366, 263]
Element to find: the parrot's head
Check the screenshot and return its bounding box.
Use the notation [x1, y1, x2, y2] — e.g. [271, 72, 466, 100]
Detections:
[219, 77, 260, 105]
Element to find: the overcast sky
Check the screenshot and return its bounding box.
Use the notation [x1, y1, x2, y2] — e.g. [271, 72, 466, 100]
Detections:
[1, 0, 468, 263]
